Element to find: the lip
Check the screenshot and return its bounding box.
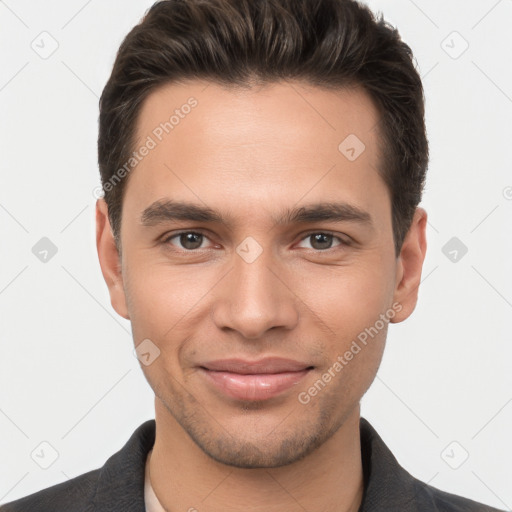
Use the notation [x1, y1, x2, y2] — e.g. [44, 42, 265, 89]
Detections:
[199, 358, 313, 401]
[201, 357, 312, 374]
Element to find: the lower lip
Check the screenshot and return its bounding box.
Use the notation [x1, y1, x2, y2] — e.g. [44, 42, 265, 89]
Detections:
[200, 368, 311, 401]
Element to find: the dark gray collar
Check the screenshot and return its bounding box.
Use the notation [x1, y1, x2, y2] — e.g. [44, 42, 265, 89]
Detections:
[91, 419, 155, 511]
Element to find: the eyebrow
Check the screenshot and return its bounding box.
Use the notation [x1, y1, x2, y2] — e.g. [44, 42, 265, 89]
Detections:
[140, 199, 373, 228]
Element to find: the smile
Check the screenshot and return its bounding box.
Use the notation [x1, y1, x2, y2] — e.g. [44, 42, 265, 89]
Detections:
[199, 357, 313, 401]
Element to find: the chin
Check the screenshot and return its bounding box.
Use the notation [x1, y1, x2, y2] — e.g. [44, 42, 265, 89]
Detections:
[184, 421, 335, 469]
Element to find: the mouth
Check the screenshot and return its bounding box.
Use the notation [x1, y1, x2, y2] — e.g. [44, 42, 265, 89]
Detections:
[198, 357, 314, 401]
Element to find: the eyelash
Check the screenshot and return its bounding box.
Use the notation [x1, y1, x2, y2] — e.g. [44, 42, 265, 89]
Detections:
[161, 230, 351, 252]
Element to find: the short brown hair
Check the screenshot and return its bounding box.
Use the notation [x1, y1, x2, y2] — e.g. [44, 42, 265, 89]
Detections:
[98, 0, 428, 256]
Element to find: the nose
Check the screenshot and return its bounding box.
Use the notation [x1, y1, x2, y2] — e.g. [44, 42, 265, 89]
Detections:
[211, 246, 300, 340]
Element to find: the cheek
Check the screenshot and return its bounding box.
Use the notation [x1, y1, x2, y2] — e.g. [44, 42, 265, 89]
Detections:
[122, 257, 213, 343]
[297, 261, 394, 339]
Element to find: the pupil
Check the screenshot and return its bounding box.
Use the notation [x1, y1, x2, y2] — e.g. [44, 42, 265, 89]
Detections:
[181, 233, 202, 249]
[312, 233, 332, 250]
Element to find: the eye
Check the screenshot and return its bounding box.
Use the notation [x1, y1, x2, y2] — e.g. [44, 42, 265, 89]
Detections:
[161, 230, 350, 252]
[296, 232, 347, 251]
[163, 231, 213, 250]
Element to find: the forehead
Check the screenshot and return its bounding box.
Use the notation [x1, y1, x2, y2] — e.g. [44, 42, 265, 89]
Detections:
[135, 79, 381, 156]
[126, 80, 386, 222]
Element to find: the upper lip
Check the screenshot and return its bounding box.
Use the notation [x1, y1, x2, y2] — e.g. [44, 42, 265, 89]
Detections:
[200, 357, 313, 374]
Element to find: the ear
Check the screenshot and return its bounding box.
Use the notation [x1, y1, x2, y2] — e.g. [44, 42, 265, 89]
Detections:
[390, 207, 427, 323]
[96, 199, 130, 319]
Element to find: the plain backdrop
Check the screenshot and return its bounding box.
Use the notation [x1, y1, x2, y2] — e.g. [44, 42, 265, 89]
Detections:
[0, 0, 511, 509]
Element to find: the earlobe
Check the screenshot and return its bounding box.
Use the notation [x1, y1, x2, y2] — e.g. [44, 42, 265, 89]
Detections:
[95, 199, 130, 320]
[390, 207, 428, 324]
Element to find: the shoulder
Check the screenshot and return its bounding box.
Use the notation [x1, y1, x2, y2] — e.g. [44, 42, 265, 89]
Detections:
[0, 469, 99, 512]
[359, 417, 505, 512]
[412, 478, 505, 512]
[0, 419, 155, 512]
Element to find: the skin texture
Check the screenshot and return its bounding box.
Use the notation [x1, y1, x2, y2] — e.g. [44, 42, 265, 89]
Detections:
[96, 80, 427, 512]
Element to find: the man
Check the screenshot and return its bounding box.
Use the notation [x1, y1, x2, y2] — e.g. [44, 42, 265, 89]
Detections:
[1, 0, 504, 511]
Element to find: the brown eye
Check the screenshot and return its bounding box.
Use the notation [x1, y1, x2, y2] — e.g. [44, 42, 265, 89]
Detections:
[310, 233, 334, 250]
[165, 232, 207, 250]
[297, 232, 346, 251]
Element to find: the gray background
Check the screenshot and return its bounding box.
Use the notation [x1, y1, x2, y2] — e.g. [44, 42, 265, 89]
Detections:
[0, 0, 511, 509]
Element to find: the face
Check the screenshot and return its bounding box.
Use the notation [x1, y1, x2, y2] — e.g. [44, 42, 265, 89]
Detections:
[97, 80, 426, 468]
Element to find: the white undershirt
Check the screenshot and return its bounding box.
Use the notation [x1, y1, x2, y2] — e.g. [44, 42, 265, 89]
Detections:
[144, 449, 167, 512]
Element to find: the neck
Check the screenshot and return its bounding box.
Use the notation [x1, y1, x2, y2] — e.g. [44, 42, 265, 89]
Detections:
[148, 399, 364, 512]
